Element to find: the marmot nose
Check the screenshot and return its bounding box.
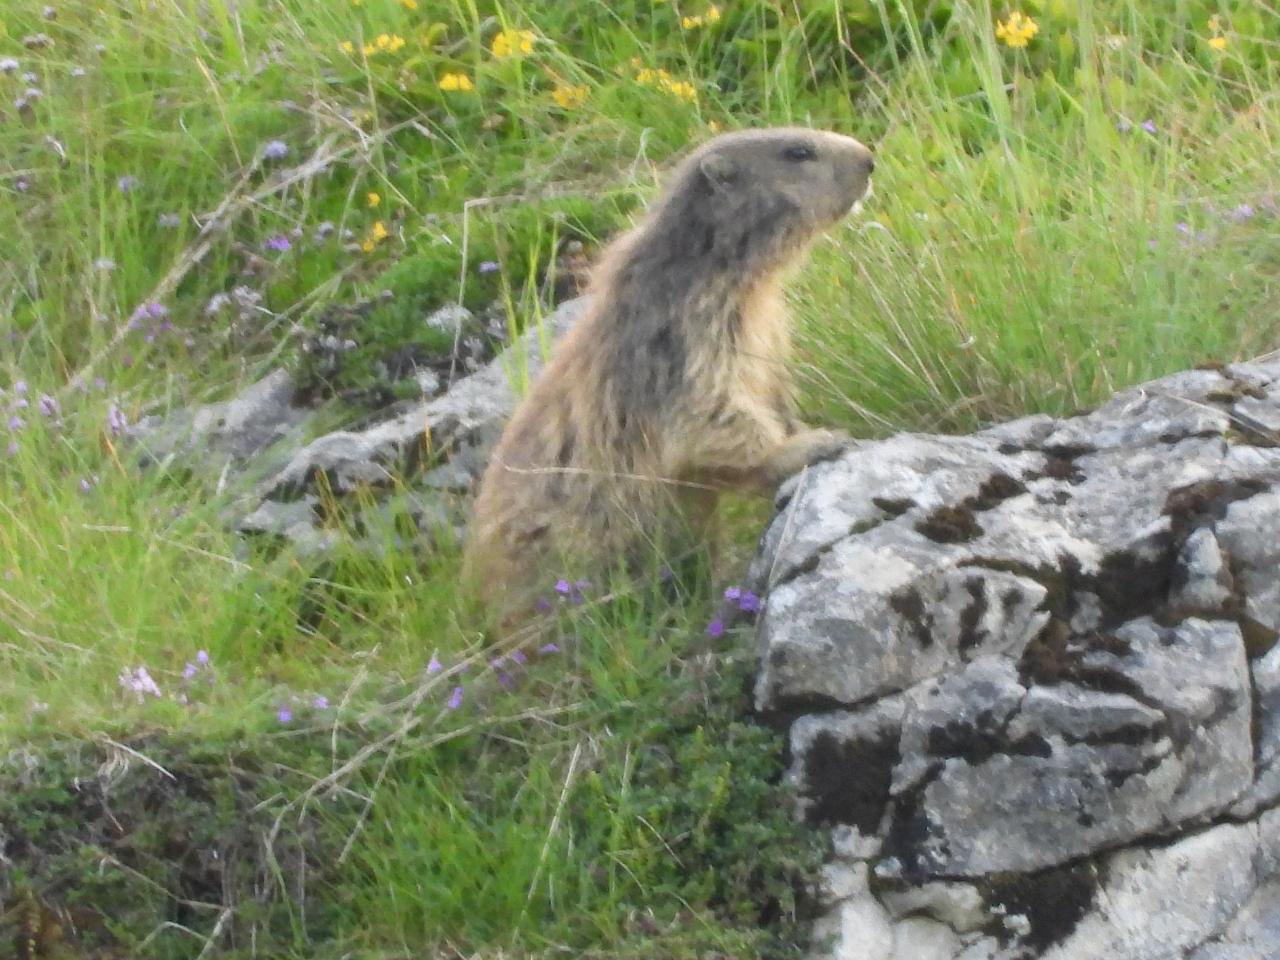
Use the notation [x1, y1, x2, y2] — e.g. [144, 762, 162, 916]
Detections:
[866, 155, 876, 175]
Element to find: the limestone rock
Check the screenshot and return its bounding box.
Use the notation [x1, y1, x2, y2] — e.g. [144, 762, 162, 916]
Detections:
[261, 298, 585, 499]
[129, 297, 586, 554]
[129, 368, 313, 480]
[748, 356, 1280, 959]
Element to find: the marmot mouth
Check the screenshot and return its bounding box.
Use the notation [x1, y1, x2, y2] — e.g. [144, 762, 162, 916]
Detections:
[850, 177, 874, 216]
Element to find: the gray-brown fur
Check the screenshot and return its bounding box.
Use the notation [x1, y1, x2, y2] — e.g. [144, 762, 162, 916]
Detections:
[463, 127, 875, 625]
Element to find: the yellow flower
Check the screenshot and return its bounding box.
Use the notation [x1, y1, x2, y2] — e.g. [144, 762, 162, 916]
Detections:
[361, 220, 389, 252]
[551, 83, 589, 109]
[491, 28, 535, 58]
[340, 40, 354, 54]
[388, 34, 405, 52]
[367, 192, 381, 208]
[707, 119, 722, 132]
[995, 11, 1039, 48]
[633, 64, 698, 103]
[682, 5, 720, 29]
[363, 43, 377, 56]
[437, 72, 474, 92]
[662, 78, 697, 102]
[401, 0, 417, 8]
[1208, 35, 1228, 51]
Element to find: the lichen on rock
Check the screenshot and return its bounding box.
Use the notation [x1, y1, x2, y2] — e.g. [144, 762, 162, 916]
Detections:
[749, 356, 1280, 959]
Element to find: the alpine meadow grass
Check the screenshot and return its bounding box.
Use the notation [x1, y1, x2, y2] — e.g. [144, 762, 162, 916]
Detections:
[1, 0, 1277, 956]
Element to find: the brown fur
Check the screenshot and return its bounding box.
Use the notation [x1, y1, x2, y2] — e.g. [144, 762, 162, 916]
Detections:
[463, 127, 875, 626]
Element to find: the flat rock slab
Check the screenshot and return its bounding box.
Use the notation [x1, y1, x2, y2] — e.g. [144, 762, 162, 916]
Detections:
[258, 299, 585, 500]
[746, 356, 1280, 958]
[128, 299, 587, 554]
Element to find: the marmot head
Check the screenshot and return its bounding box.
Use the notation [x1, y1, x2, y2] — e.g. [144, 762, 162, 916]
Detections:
[646, 127, 875, 276]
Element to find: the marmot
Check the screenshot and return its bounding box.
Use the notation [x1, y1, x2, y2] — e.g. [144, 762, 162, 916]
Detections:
[463, 127, 875, 627]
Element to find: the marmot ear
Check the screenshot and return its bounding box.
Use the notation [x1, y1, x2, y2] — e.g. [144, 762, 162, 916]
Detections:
[698, 152, 737, 191]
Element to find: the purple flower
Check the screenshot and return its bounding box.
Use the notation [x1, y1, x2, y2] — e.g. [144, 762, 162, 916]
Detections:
[539, 642, 559, 654]
[706, 618, 725, 639]
[37, 394, 57, 417]
[1228, 203, 1256, 223]
[7, 416, 23, 431]
[510, 649, 528, 665]
[0, 58, 18, 74]
[79, 477, 94, 493]
[15, 177, 30, 193]
[93, 377, 107, 390]
[117, 175, 139, 193]
[262, 139, 289, 160]
[314, 220, 335, 240]
[119, 666, 162, 699]
[477, 260, 500, 274]
[534, 596, 552, 612]
[737, 590, 762, 614]
[313, 695, 330, 709]
[1140, 119, 1157, 134]
[1175, 222, 1191, 235]
[13, 380, 27, 395]
[497, 671, 514, 689]
[182, 662, 198, 679]
[264, 234, 291, 252]
[5, 441, 17, 456]
[1115, 118, 1132, 133]
[71, 66, 86, 78]
[427, 654, 443, 674]
[723, 586, 742, 602]
[196, 649, 209, 664]
[277, 706, 293, 723]
[106, 404, 127, 435]
[554, 578, 572, 595]
[157, 212, 181, 228]
[446, 686, 464, 709]
[131, 302, 167, 327]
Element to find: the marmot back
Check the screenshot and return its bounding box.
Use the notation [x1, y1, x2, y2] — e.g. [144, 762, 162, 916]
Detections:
[463, 127, 875, 627]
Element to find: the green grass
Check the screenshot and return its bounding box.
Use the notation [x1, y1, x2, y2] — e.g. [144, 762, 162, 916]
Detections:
[2, 0, 1279, 955]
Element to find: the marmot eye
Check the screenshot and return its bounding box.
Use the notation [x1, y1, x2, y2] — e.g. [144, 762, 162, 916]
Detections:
[783, 144, 818, 162]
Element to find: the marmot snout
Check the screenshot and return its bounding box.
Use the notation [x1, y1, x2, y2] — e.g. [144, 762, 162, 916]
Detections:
[464, 127, 875, 629]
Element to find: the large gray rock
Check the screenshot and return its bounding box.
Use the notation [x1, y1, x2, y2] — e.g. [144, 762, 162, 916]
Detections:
[747, 356, 1280, 958]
